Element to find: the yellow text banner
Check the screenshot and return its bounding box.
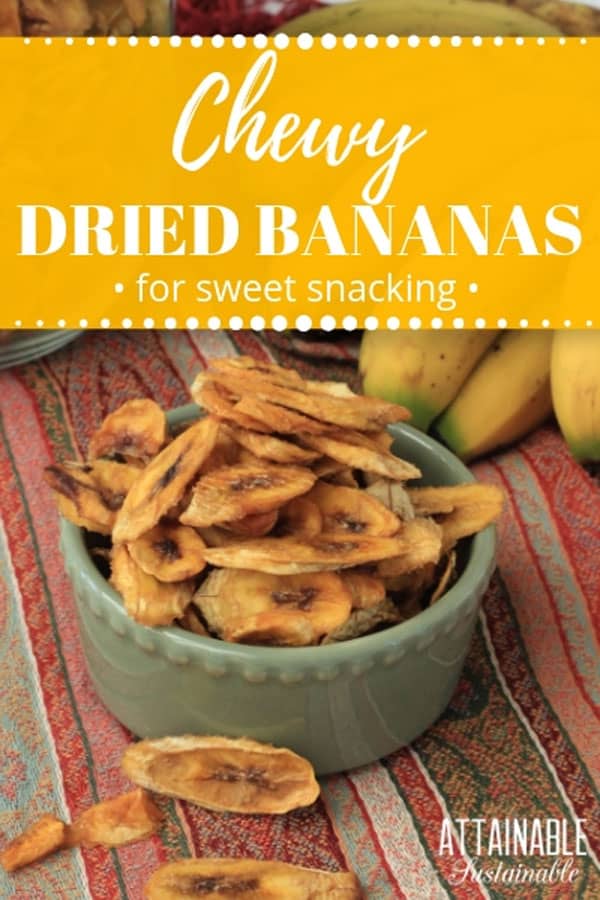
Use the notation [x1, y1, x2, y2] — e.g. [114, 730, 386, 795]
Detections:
[0, 37, 599, 329]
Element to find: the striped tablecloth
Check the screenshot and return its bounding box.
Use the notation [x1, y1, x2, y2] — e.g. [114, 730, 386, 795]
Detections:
[0, 329, 598, 899]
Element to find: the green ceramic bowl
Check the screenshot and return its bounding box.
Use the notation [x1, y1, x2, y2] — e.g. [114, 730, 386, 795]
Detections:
[59, 404, 496, 775]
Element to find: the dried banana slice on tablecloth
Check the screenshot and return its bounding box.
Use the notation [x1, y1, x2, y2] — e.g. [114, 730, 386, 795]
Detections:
[111, 544, 194, 626]
[305, 481, 400, 537]
[276, 497, 323, 538]
[122, 735, 320, 815]
[299, 430, 421, 481]
[113, 417, 220, 543]
[45, 460, 138, 535]
[128, 522, 206, 582]
[194, 569, 351, 645]
[65, 789, 162, 849]
[0, 814, 66, 873]
[203, 533, 418, 575]
[144, 857, 363, 899]
[88, 399, 167, 462]
[180, 463, 316, 528]
[376, 518, 443, 577]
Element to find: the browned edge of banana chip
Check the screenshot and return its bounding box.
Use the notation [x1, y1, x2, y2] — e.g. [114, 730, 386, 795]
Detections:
[113, 416, 220, 543]
[122, 735, 320, 815]
[88, 398, 167, 462]
[144, 857, 363, 899]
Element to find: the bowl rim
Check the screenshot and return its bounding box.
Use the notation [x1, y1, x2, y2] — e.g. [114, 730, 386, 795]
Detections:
[61, 403, 496, 666]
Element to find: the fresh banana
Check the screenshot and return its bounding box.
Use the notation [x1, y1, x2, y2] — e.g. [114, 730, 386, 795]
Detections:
[360, 329, 498, 431]
[551, 331, 600, 462]
[436, 330, 553, 460]
[280, 0, 563, 36]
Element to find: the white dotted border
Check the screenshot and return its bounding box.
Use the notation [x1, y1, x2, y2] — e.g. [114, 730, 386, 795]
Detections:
[22, 35, 590, 47]
[17, 317, 595, 331]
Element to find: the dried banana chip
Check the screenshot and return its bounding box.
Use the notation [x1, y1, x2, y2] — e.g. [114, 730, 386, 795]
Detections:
[198, 425, 241, 475]
[45, 462, 135, 535]
[235, 394, 335, 435]
[437, 484, 504, 552]
[220, 510, 279, 537]
[194, 569, 352, 645]
[371, 429, 395, 451]
[376, 518, 443, 577]
[305, 481, 400, 537]
[195, 526, 244, 548]
[65, 789, 162, 849]
[430, 551, 457, 605]
[276, 497, 322, 538]
[299, 431, 421, 482]
[323, 598, 400, 644]
[210, 369, 409, 432]
[325, 467, 359, 488]
[88, 398, 167, 462]
[225, 612, 317, 647]
[366, 479, 415, 521]
[0, 814, 66, 873]
[178, 605, 210, 637]
[111, 544, 194, 626]
[408, 483, 481, 516]
[203, 533, 419, 575]
[192, 377, 272, 433]
[128, 523, 206, 582]
[180, 463, 316, 529]
[122, 735, 320, 815]
[206, 355, 304, 387]
[226, 424, 320, 465]
[145, 857, 362, 899]
[342, 570, 386, 610]
[113, 416, 220, 543]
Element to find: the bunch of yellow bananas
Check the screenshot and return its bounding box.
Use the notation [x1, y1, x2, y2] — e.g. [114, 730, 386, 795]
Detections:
[360, 330, 600, 463]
